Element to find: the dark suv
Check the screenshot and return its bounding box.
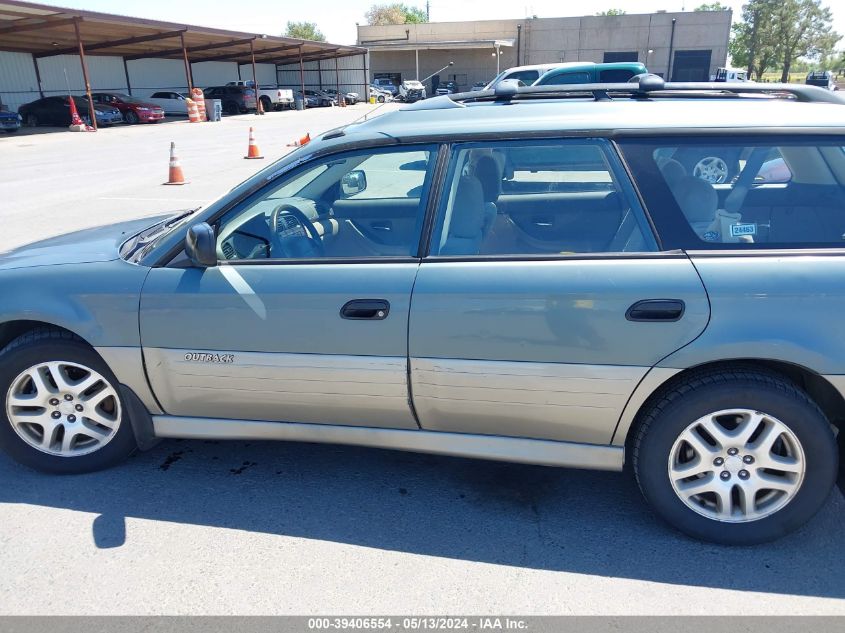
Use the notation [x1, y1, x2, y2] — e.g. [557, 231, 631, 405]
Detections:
[202, 85, 257, 115]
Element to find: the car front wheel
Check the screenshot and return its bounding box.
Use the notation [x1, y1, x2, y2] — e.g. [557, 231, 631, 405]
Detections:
[25, 113, 38, 127]
[0, 329, 137, 474]
[633, 366, 838, 545]
[124, 111, 139, 124]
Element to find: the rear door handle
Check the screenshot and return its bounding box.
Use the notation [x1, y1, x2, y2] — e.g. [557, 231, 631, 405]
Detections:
[340, 299, 390, 320]
[626, 299, 685, 322]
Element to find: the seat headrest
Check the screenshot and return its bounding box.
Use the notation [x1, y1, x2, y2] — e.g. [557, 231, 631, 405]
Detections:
[658, 157, 686, 186]
[674, 176, 718, 223]
[449, 176, 485, 238]
[474, 155, 503, 203]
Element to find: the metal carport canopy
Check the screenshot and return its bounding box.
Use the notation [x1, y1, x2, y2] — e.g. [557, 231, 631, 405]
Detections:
[0, 0, 364, 64]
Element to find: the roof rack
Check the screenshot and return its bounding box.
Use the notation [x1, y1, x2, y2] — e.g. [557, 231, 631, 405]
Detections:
[404, 75, 845, 110]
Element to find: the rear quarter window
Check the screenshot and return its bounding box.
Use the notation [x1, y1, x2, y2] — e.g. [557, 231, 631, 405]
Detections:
[619, 136, 845, 250]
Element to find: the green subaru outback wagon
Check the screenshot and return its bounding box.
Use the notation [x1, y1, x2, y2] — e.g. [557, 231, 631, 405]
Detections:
[1, 76, 844, 545]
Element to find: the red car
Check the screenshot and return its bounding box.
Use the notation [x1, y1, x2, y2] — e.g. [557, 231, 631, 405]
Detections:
[91, 92, 165, 124]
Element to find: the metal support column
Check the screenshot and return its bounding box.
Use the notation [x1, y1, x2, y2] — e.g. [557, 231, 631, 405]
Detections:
[122, 57, 132, 95]
[298, 45, 306, 108]
[31, 54, 43, 98]
[180, 32, 193, 94]
[250, 39, 261, 114]
[73, 19, 97, 131]
[415, 48, 419, 80]
[335, 56, 340, 104]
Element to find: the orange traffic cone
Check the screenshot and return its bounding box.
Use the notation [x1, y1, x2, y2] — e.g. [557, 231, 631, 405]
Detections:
[244, 127, 264, 159]
[163, 141, 188, 185]
[286, 132, 311, 148]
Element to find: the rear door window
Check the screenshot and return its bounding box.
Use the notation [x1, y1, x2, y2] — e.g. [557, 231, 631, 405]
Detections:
[429, 139, 657, 256]
[620, 137, 845, 249]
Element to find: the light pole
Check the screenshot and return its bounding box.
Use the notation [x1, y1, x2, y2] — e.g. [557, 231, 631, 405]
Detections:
[492, 45, 503, 75]
[646, 48, 653, 69]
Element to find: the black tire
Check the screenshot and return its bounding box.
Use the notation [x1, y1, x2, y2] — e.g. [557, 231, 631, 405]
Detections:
[377, 95, 385, 103]
[124, 111, 139, 124]
[224, 101, 239, 115]
[0, 329, 137, 474]
[25, 113, 38, 127]
[260, 96, 272, 112]
[632, 366, 838, 545]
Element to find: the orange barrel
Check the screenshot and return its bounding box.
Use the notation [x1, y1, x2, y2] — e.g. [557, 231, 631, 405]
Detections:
[191, 88, 207, 122]
[186, 98, 201, 123]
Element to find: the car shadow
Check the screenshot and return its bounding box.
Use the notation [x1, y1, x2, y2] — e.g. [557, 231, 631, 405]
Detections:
[0, 437, 842, 599]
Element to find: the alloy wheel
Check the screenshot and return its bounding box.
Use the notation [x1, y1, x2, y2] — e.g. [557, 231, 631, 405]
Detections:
[693, 156, 730, 184]
[668, 409, 805, 523]
[5, 361, 122, 457]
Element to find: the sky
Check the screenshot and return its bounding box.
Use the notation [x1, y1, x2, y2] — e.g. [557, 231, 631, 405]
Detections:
[34, 0, 845, 46]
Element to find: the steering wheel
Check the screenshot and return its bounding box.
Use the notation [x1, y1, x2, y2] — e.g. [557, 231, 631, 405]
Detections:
[269, 203, 324, 258]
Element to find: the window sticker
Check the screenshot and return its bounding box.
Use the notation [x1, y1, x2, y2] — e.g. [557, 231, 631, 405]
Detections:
[730, 223, 757, 238]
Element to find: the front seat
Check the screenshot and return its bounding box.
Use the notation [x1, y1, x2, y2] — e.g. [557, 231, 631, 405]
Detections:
[439, 175, 486, 255]
[672, 175, 719, 240]
[473, 154, 503, 236]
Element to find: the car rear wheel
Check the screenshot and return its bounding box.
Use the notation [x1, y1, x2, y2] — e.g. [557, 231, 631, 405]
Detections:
[633, 366, 837, 545]
[0, 329, 137, 474]
[225, 101, 240, 115]
[260, 96, 272, 112]
[124, 111, 139, 124]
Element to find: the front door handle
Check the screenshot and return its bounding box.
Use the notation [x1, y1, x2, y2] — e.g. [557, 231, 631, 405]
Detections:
[626, 299, 685, 322]
[340, 299, 390, 320]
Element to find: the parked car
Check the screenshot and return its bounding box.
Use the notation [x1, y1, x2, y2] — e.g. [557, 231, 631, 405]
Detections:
[471, 81, 488, 92]
[372, 77, 399, 96]
[486, 62, 589, 89]
[302, 90, 336, 107]
[435, 80, 459, 96]
[2, 77, 844, 546]
[322, 89, 359, 105]
[18, 96, 123, 127]
[226, 81, 295, 110]
[202, 85, 257, 115]
[145, 91, 188, 115]
[0, 103, 21, 133]
[398, 79, 426, 102]
[90, 92, 164, 124]
[806, 70, 837, 91]
[712, 67, 751, 82]
[368, 85, 393, 103]
[533, 62, 648, 85]
[292, 91, 322, 108]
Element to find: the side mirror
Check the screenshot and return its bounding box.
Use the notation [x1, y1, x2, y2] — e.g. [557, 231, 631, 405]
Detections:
[185, 223, 218, 268]
[341, 170, 367, 197]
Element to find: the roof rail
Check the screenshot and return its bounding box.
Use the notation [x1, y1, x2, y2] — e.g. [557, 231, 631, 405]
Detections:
[404, 75, 845, 108]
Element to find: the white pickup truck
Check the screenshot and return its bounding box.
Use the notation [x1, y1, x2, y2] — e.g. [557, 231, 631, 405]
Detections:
[226, 81, 294, 111]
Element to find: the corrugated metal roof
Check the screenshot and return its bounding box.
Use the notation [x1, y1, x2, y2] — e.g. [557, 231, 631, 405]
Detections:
[0, 0, 364, 64]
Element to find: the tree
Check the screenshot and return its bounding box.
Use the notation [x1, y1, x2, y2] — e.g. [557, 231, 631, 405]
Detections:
[365, 3, 427, 25]
[694, 2, 730, 10]
[729, 0, 839, 81]
[284, 21, 326, 42]
[770, 0, 840, 81]
[596, 9, 626, 15]
[729, 0, 779, 79]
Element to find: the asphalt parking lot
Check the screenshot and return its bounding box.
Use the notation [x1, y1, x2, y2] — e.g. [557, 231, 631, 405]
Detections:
[0, 104, 844, 616]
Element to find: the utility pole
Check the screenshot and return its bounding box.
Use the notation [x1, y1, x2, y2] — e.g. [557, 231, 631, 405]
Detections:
[426, 1, 430, 21]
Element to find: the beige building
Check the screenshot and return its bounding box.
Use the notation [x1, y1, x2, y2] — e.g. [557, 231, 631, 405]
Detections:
[358, 10, 732, 92]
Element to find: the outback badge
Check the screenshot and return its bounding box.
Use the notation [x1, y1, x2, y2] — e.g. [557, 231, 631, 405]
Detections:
[184, 352, 235, 364]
